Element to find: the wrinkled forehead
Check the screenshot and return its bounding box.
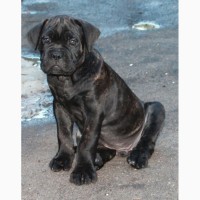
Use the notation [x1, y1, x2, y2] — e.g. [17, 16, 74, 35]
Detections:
[43, 16, 82, 37]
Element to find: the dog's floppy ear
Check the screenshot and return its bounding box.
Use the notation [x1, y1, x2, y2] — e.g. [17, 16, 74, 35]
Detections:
[27, 19, 48, 50]
[75, 19, 100, 52]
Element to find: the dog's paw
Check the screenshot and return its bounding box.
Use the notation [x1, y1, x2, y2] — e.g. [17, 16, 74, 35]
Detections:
[70, 164, 97, 185]
[127, 149, 149, 169]
[49, 154, 73, 172]
[94, 153, 104, 170]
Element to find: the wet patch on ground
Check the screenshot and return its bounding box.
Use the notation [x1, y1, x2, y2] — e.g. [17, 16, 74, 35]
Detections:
[21, 57, 53, 122]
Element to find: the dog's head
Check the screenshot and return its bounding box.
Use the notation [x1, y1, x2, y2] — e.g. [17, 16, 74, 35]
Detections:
[27, 15, 100, 76]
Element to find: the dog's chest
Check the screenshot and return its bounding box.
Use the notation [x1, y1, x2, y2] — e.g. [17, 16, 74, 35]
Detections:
[47, 75, 88, 124]
[47, 76, 75, 102]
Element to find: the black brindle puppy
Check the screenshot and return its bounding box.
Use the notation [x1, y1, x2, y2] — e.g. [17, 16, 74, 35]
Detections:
[27, 15, 165, 185]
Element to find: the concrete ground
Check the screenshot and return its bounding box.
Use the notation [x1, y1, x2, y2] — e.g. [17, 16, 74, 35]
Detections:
[22, 27, 178, 199]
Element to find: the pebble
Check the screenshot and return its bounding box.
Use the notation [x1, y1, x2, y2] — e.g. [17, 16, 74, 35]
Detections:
[129, 63, 133, 67]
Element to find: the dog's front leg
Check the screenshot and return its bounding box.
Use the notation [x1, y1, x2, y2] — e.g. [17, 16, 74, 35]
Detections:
[70, 114, 103, 185]
[49, 100, 75, 171]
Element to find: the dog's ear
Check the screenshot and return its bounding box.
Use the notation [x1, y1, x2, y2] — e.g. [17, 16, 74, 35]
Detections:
[75, 19, 100, 52]
[27, 19, 48, 50]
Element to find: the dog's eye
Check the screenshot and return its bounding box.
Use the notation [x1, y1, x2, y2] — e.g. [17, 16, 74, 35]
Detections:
[69, 38, 77, 46]
[42, 36, 51, 44]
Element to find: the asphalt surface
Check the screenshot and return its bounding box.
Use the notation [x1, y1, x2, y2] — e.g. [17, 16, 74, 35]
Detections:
[22, 28, 178, 199]
[21, 0, 178, 199]
[22, 0, 178, 49]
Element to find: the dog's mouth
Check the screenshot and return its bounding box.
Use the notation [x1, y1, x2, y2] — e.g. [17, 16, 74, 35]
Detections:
[41, 64, 74, 76]
[46, 65, 65, 75]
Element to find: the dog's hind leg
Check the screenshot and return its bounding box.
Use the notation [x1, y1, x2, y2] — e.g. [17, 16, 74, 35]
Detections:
[94, 148, 116, 170]
[127, 101, 165, 169]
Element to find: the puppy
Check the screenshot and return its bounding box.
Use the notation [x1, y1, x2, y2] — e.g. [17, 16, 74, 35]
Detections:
[27, 15, 165, 185]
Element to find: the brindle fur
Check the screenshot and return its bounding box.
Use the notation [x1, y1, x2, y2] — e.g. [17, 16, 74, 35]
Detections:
[27, 15, 165, 185]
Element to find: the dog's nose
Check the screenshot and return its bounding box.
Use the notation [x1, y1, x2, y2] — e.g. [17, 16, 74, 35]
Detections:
[50, 51, 64, 60]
